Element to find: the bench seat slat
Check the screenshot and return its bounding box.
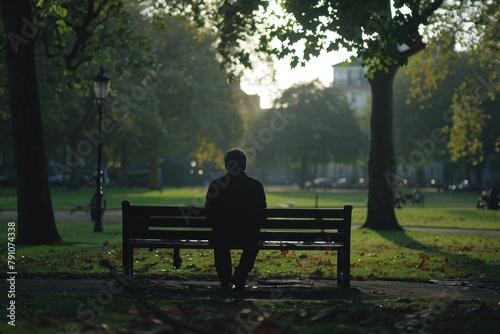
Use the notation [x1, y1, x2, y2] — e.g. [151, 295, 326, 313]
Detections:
[263, 219, 346, 229]
[129, 239, 344, 250]
[145, 218, 346, 229]
[137, 230, 344, 243]
[128, 206, 348, 220]
[264, 231, 343, 242]
[265, 208, 348, 219]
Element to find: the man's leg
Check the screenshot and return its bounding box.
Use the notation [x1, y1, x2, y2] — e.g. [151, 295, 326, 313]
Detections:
[214, 247, 232, 287]
[233, 247, 259, 289]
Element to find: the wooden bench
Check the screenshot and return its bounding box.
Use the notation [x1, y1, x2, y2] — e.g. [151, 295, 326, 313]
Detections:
[402, 193, 425, 207]
[70, 195, 107, 220]
[478, 194, 500, 209]
[70, 202, 90, 215]
[121, 200, 353, 290]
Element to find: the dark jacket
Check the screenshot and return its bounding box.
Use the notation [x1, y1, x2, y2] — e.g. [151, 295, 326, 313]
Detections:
[204, 172, 267, 246]
[205, 172, 267, 209]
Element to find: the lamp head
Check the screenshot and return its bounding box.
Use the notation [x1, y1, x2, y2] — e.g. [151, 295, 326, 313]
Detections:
[93, 66, 111, 101]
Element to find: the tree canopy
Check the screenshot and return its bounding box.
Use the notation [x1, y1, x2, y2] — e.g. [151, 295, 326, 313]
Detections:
[246, 81, 367, 186]
[119, 15, 245, 188]
[407, 0, 500, 167]
[0, 0, 247, 243]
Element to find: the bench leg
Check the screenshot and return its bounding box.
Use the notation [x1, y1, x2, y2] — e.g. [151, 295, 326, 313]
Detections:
[337, 250, 343, 287]
[173, 247, 182, 269]
[123, 245, 134, 277]
[337, 249, 350, 291]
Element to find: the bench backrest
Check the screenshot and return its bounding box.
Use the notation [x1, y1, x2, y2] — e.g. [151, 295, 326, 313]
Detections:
[122, 200, 352, 244]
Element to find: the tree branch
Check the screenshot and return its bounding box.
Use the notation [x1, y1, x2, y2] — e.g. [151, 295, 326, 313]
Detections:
[65, 0, 111, 71]
[400, 33, 426, 58]
[401, 0, 445, 58]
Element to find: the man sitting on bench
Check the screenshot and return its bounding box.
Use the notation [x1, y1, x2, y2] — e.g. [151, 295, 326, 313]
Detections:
[204, 148, 267, 291]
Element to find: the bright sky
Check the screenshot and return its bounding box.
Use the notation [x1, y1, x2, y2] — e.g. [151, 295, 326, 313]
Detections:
[240, 50, 350, 109]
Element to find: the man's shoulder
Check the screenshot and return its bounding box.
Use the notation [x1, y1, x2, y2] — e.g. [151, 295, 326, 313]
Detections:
[244, 174, 264, 187]
[208, 174, 229, 185]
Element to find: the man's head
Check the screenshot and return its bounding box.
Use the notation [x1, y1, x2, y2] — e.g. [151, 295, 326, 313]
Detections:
[224, 148, 247, 175]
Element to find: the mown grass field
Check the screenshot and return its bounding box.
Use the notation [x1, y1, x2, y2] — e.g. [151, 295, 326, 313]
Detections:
[0, 184, 491, 210]
[2, 185, 499, 229]
[0, 186, 499, 333]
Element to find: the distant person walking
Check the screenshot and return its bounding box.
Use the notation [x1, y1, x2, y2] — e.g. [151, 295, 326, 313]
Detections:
[487, 185, 499, 210]
[204, 148, 267, 291]
[412, 188, 424, 207]
[394, 183, 403, 208]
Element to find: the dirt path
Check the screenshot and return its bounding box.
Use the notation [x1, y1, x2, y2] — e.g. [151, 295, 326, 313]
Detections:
[1, 210, 123, 223]
[9, 275, 500, 302]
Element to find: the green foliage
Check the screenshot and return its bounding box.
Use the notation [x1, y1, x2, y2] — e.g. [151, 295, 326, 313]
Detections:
[172, 0, 443, 76]
[30, 8, 245, 188]
[393, 63, 451, 164]
[17, 1, 162, 189]
[34, 0, 138, 71]
[118, 15, 245, 173]
[407, 0, 500, 165]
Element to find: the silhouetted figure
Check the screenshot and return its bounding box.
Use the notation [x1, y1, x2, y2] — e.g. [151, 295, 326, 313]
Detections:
[487, 185, 499, 210]
[205, 148, 267, 291]
[412, 188, 424, 207]
[394, 183, 403, 208]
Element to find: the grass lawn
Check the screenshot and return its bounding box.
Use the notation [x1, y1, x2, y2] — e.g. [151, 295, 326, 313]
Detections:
[1, 185, 498, 279]
[2, 185, 499, 229]
[1, 186, 499, 333]
[0, 185, 491, 210]
[1, 186, 499, 279]
[5, 220, 498, 280]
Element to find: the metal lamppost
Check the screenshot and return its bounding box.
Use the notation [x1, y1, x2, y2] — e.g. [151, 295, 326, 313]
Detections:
[92, 66, 111, 232]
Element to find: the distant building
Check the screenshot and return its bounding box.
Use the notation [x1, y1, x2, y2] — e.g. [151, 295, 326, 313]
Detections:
[317, 59, 371, 183]
[239, 93, 261, 119]
[233, 78, 262, 120]
[332, 59, 370, 117]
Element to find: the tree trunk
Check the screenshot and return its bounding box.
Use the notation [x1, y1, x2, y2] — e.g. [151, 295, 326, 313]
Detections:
[1, 0, 62, 244]
[362, 66, 402, 230]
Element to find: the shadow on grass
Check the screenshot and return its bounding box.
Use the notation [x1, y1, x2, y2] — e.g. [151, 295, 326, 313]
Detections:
[374, 228, 500, 281]
[375, 229, 432, 250]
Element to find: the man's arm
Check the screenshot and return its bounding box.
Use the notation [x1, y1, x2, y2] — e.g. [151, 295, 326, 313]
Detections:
[259, 183, 267, 208]
[204, 180, 219, 207]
